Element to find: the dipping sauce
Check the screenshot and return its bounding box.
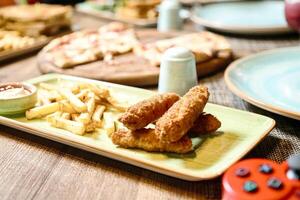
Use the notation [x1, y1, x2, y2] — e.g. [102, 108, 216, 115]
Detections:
[0, 85, 31, 99]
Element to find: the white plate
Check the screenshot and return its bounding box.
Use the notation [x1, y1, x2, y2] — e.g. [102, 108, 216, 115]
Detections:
[191, 1, 293, 35]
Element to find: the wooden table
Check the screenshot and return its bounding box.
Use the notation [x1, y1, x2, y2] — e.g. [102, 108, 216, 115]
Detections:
[0, 13, 299, 200]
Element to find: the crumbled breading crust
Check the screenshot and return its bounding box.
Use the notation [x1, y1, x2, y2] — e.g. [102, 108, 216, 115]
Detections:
[119, 93, 180, 130]
[189, 113, 221, 135]
[155, 86, 209, 143]
[112, 128, 192, 154]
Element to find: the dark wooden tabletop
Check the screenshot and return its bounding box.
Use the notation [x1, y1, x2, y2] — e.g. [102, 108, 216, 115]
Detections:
[0, 13, 299, 200]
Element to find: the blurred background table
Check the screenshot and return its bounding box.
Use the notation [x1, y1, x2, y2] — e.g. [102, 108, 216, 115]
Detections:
[0, 12, 299, 200]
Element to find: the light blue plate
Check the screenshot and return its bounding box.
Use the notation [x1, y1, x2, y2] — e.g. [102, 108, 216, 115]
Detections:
[191, 1, 292, 35]
[225, 46, 300, 120]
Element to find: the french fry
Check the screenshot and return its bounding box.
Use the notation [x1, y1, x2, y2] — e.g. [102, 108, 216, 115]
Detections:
[39, 83, 57, 91]
[92, 105, 105, 127]
[72, 113, 91, 125]
[86, 92, 96, 114]
[77, 113, 91, 125]
[103, 112, 115, 137]
[107, 96, 128, 112]
[94, 95, 102, 104]
[101, 101, 127, 112]
[58, 100, 77, 114]
[57, 80, 80, 94]
[46, 111, 62, 124]
[74, 92, 96, 125]
[59, 89, 87, 113]
[38, 85, 62, 103]
[61, 112, 71, 120]
[26, 102, 59, 120]
[48, 90, 63, 102]
[70, 84, 80, 94]
[79, 83, 110, 99]
[29, 81, 125, 136]
[49, 117, 85, 135]
[114, 120, 125, 131]
[76, 89, 89, 101]
[71, 113, 79, 121]
[94, 93, 127, 112]
[86, 122, 96, 133]
[38, 90, 51, 105]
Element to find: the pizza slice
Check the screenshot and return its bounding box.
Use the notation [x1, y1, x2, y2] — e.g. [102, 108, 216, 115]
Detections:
[134, 32, 231, 66]
[42, 22, 139, 68]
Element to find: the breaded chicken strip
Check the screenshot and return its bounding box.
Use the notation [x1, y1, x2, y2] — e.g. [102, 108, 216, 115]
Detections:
[119, 93, 180, 130]
[112, 129, 192, 154]
[155, 86, 209, 143]
[189, 113, 221, 135]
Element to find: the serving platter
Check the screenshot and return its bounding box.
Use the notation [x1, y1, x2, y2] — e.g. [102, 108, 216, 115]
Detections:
[76, 2, 157, 27]
[0, 38, 50, 62]
[225, 46, 300, 120]
[38, 29, 232, 86]
[0, 74, 275, 181]
[191, 1, 292, 35]
[0, 28, 75, 63]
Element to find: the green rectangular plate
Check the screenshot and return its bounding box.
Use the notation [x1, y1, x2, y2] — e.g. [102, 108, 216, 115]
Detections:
[0, 74, 275, 181]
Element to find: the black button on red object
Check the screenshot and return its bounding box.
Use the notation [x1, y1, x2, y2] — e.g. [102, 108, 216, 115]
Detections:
[267, 177, 283, 190]
[235, 168, 250, 177]
[243, 181, 258, 193]
[259, 164, 273, 174]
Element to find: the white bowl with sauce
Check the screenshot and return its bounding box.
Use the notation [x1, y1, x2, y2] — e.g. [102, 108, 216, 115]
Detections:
[0, 82, 37, 115]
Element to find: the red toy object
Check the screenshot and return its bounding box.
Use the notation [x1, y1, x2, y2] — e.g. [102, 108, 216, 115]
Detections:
[222, 155, 300, 200]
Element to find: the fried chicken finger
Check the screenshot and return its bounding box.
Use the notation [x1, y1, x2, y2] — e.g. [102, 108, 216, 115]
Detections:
[112, 129, 192, 154]
[119, 93, 180, 130]
[189, 113, 221, 135]
[155, 86, 209, 143]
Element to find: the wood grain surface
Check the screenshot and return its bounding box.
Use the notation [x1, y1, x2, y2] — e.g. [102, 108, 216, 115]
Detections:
[0, 12, 299, 200]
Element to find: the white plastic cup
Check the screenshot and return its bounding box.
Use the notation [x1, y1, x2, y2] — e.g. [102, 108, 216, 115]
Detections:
[158, 47, 198, 96]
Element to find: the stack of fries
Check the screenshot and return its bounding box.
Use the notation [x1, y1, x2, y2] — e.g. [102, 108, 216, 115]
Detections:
[25, 81, 127, 135]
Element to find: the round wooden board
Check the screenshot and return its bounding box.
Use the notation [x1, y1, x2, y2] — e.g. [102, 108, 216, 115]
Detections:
[38, 29, 232, 86]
